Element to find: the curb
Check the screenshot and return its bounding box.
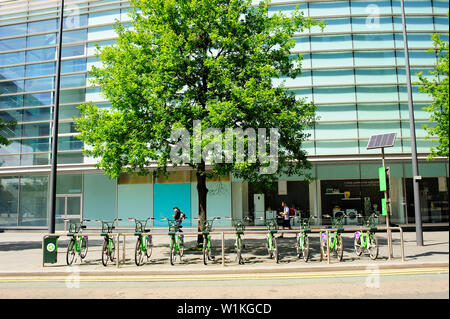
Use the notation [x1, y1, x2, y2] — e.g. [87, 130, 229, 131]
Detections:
[0, 262, 447, 278]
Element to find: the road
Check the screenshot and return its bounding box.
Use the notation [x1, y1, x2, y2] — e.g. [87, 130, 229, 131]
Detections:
[0, 267, 447, 299]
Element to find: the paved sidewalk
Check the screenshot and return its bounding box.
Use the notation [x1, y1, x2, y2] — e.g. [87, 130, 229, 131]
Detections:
[0, 229, 448, 276]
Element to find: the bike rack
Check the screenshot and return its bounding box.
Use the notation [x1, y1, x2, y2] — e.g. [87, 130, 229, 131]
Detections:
[42, 225, 405, 268]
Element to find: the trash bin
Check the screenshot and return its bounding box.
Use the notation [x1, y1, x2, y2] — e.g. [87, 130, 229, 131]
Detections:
[43, 235, 59, 264]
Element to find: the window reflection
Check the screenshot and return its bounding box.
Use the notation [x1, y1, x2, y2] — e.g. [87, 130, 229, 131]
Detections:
[18, 175, 48, 226]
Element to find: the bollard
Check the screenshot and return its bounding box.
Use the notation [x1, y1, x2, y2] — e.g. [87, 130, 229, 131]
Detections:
[221, 232, 225, 266]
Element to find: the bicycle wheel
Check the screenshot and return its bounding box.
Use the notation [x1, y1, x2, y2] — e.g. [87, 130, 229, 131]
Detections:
[109, 238, 115, 262]
[135, 237, 144, 266]
[272, 236, 279, 263]
[237, 237, 244, 265]
[203, 235, 208, 265]
[302, 235, 310, 262]
[66, 238, 76, 266]
[296, 234, 302, 258]
[169, 237, 175, 266]
[354, 234, 363, 256]
[320, 235, 327, 261]
[101, 239, 109, 266]
[145, 235, 152, 259]
[368, 233, 379, 260]
[79, 236, 88, 259]
[336, 234, 344, 262]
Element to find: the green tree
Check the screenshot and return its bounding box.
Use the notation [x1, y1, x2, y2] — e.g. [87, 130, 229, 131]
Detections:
[0, 119, 16, 147]
[75, 0, 322, 243]
[416, 32, 449, 159]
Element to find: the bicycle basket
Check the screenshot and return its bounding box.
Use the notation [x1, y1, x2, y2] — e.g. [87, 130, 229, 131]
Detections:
[265, 219, 278, 231]
[68, 222, 81, 234]
[232, 220, 246, 233]
[168, 220, 179, 233]
[332, 217, 345, 231]
[101, 221, 114, 234]
[365, 216, 378, 230]
[134, 220, 144, 233]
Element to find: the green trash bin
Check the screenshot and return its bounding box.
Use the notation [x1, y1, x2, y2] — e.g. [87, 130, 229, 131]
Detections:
[43, 235, 59, 264]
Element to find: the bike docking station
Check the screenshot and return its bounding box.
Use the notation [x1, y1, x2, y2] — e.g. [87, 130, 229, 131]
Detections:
[42, 217, 406, 268]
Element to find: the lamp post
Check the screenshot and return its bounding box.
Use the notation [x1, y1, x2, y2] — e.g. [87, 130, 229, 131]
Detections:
[48, 0, 65, 234]
[400, 0, 423, 246]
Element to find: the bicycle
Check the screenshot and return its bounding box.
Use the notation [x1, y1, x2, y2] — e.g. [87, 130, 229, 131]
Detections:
[354, 213, 379, 260]
[258, 217, 279, 263]
[96, 218, 121, 267]
[129, 217, 155, 266]
[294, 216, 313, 262]
[162, 217, 184, 265]
[320, 214, 346, 262]
[226, 216, 250, 265]
[195, 216, 221, 265]
[65, 218, 90, 265]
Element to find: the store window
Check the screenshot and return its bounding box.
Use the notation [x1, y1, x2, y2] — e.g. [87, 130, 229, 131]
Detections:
[405, 177, 449, 223]
[320, 179, 384, 225]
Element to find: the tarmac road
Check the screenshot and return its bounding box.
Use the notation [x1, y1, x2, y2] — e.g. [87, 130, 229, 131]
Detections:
[0, 267, 447, 299]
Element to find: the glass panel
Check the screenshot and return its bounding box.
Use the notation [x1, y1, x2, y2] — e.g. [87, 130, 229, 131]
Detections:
[309, 1, 350, 16]
[24, 92, 53, 106]
[313, 86, 355, 104]
[292, 36, 310, 52]
[392, 0, 433, 14]
[356, 85, 398, 102]
[61, 74, 86, 88]
[311, 35, 352, 50]
[0, 65, 24, 79]
[27, 19, 57, 34]
[0, 121, 20, 138]
[316, 104, 357, 121]
[433, 0, 450, 14]
[18, 175, 48, 226]
[55, 197, 65, 216]
[87, 26, 116, 41]
[315, 122, 358, 139]
[0, 51, 25, 66]
[57, 174, 82, 194]
[350, 0, 392, 14]
[312, 18, 351, 33]
[57, 152, 83, 164]
[20, 138, 50, 152]
[0, 94, 23, 109]
[25, 62, 55, 77]
[395, 33, 434, 49]
[358, 103, 400, 120]
[311, 52, 353, 68]
[0, 176, 19, 227]
[59, 104, 81, 120]
[315, 140, 359, 155]
[399, 103, 429, 120]
[352, 16, 393, 32]
[393, 16, 434, 32]
[63, 14, 88, 30]
[355, 68, 397, 84]
[20, 153, 50, 165]
[62, 29, 87, 44]
[27, 33, 56, 48]
[83, 173, 116, 221]
[88, 9, 120, 25]
[353, 33, 395, 49]
[313, 69, 354, 86]
[0, 155, 20, 166]
[22, 122, 50, 138]
[67, 197, 81, 216]
[354, 51, 396, 67]
[26, 48, 55, 62]
[0, 23, 26, 37]
[0, 80, 24, 93]
[22, 107, 51, 122]
[358, 121, 401, 138]
[434, 17, 449, 31]
[58, 136, 83, 151]
[60, 88, 85, 104]
[0, 37, 26, 52]
[61, 58, 86, 73]
[25, 77, 54, 92]
[396, 50, 436, 66]
[0, 109, 22, 122]
[61, 44, 85, 57]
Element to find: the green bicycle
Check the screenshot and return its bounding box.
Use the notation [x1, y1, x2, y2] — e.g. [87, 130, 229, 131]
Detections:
[320, 214, 346, 262]
[294, 216, 313, 262]
[66, 218, 90, 265]
[195, 217, 221, 265]
[96, 218, 121, 267]
[354, 213, 379, 260]
[129, 217, 155, 266]
[162, 217, 184, 266]
[259, 217, 279, 263]
[226, 216, 250, 265]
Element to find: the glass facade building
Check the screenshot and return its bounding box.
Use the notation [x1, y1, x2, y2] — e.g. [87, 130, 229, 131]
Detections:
[0, 0, 448, 229]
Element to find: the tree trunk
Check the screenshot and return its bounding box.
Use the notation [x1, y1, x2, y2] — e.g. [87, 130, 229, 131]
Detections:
[196, 166, 208, 247]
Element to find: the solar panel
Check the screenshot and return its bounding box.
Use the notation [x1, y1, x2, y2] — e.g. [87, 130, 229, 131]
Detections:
[366, 133, 397, 149]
